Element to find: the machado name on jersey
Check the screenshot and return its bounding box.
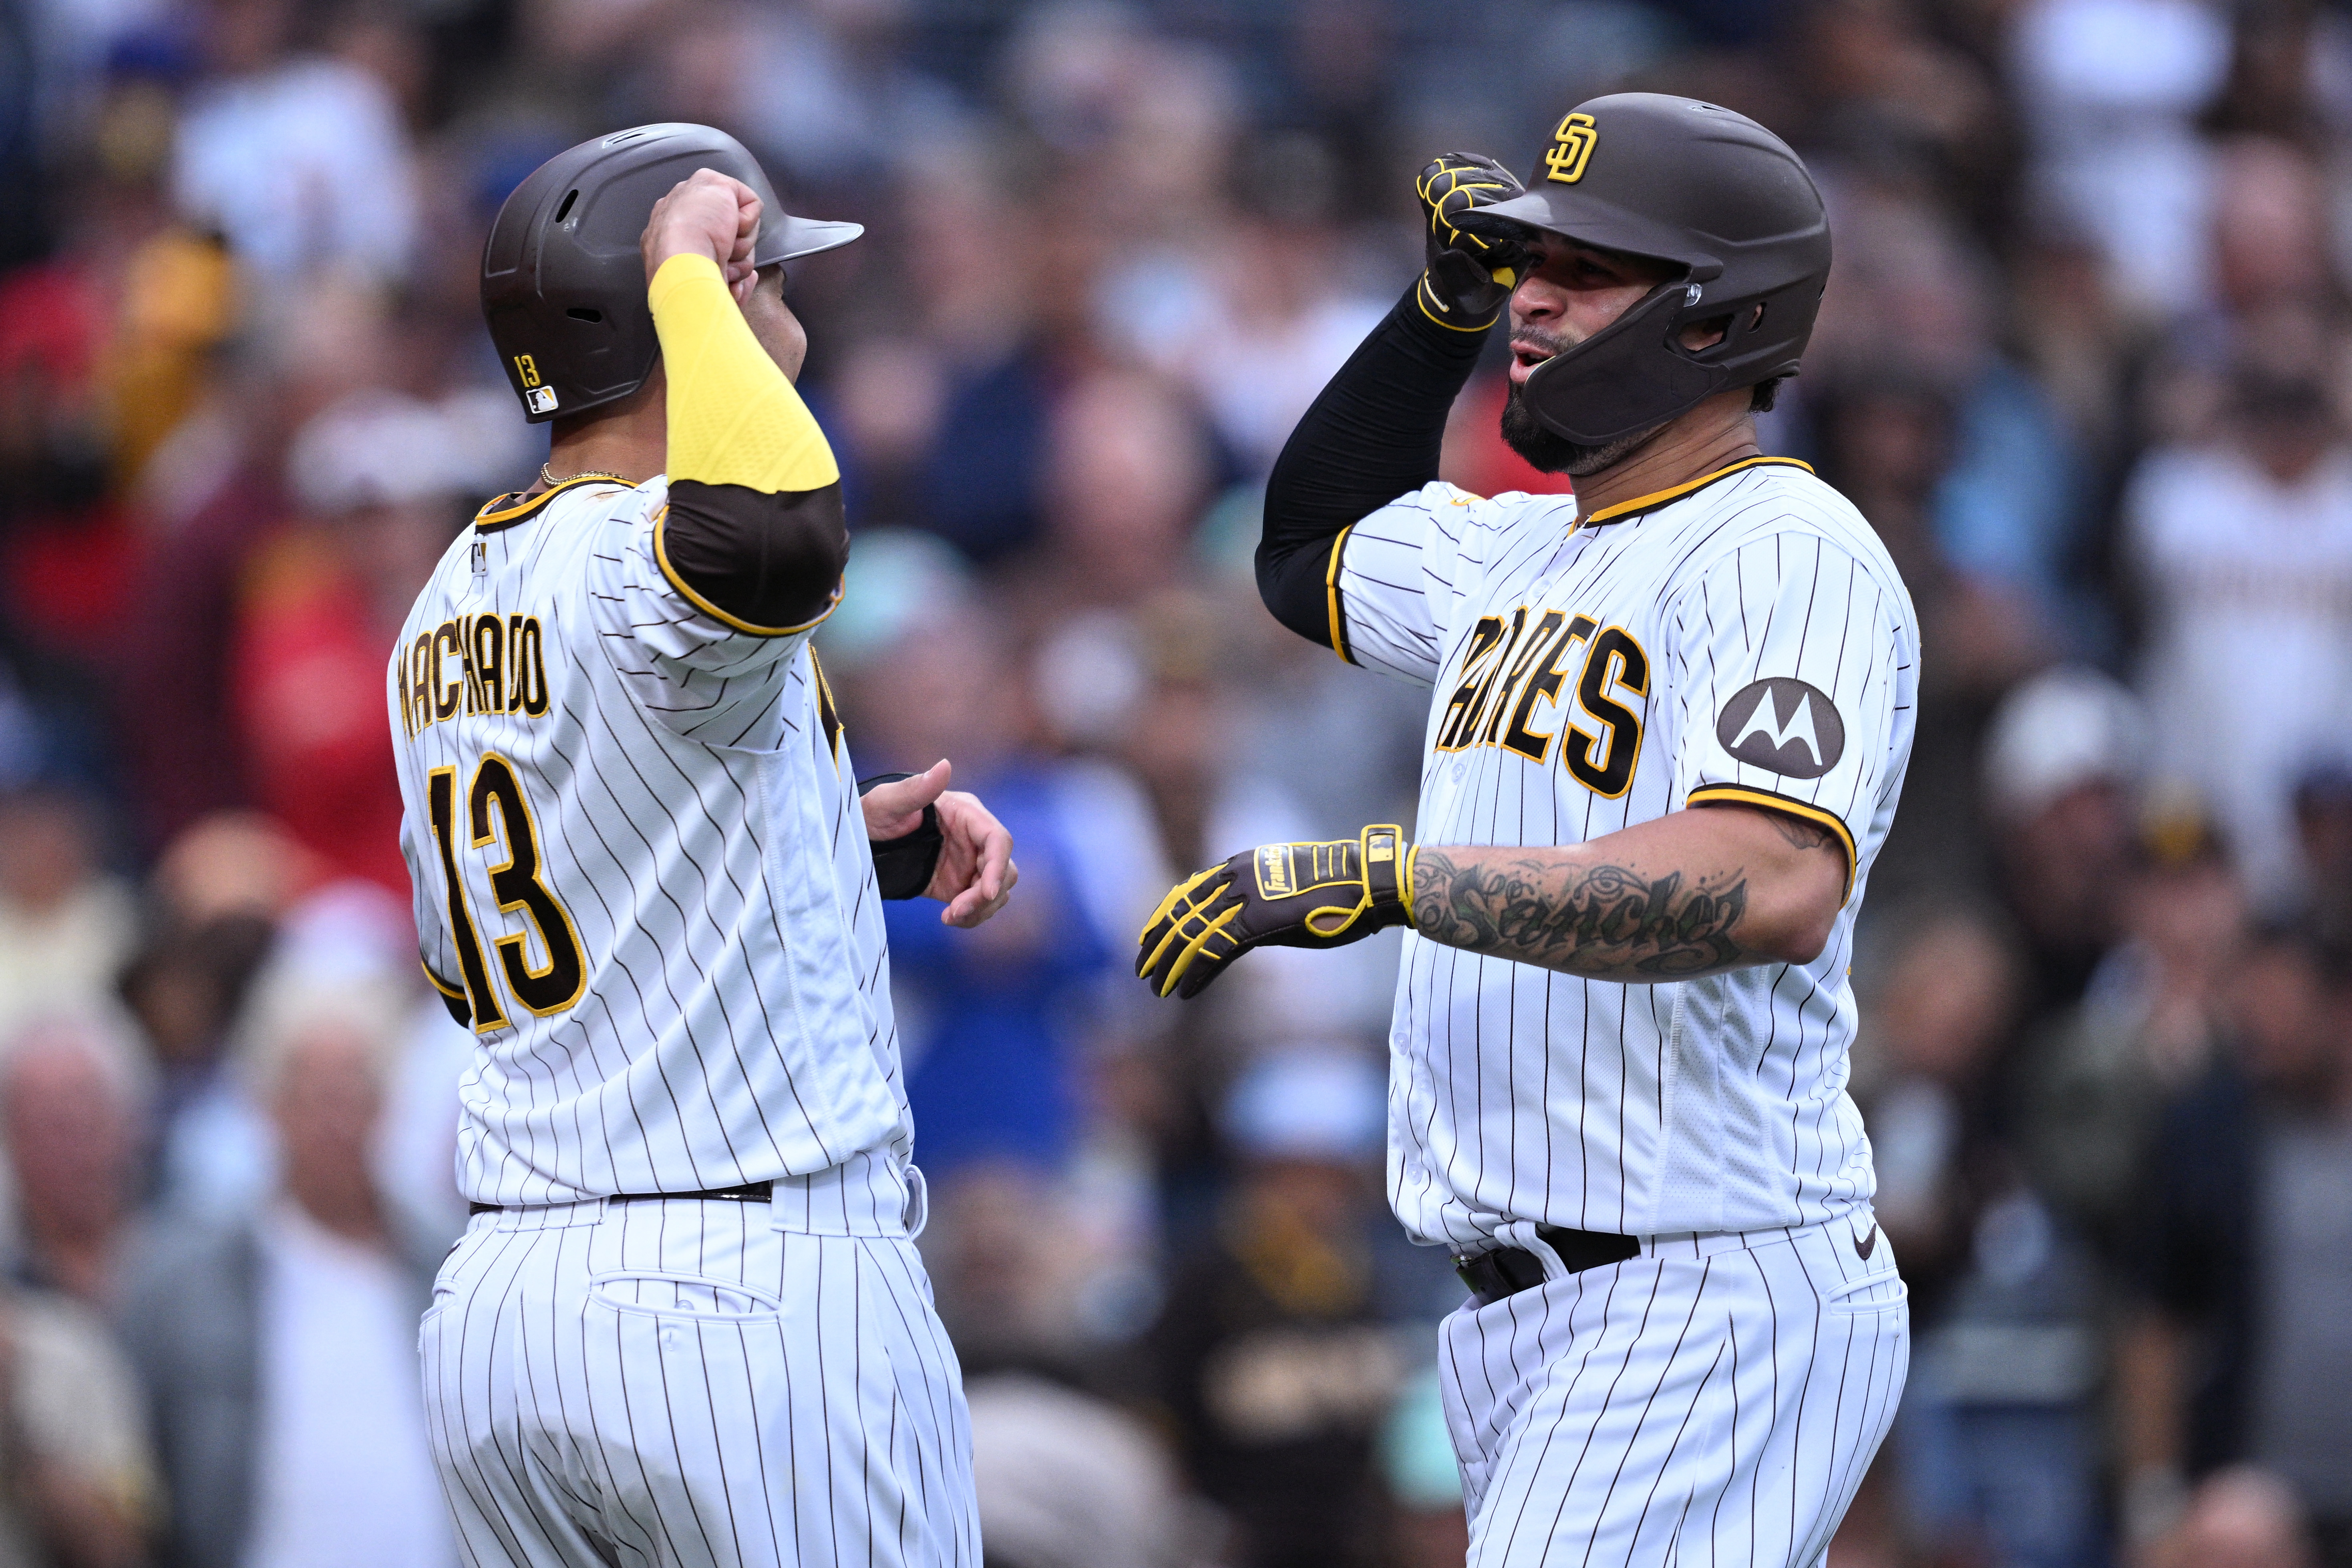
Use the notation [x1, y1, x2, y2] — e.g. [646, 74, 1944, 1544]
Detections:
[391, 472, 913, 1218]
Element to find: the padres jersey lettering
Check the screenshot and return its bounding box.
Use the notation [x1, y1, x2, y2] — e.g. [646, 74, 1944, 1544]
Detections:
[390, 475, 911, 1217]
[1334, 457, 1919, 1246]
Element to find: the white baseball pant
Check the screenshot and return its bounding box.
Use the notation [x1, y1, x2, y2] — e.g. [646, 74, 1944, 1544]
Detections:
[1441, 1210, 1907, 1566]
[421, 1186, 978, 1568]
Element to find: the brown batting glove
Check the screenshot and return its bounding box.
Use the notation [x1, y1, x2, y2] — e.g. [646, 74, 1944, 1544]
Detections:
[1137, 826, 1415, 999]
[1415, 152, 1529, 331]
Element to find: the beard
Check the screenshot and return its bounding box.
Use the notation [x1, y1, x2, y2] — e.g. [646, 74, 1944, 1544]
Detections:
[1499, 376, 1664, 477]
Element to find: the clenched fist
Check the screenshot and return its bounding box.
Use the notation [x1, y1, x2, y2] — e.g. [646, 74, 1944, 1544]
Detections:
[1415, 153, 1530, 330]
[1137, 825, 1414, 999]
[642, 167, 762, 302]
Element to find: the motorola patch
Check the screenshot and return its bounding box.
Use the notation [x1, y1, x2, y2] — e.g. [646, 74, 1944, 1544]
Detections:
[1716, 678, 1844, 779]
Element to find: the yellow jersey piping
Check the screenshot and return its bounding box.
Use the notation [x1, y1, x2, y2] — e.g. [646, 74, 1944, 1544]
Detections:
[473, 474, 630, 534]
[1326, 525, 1356, 663]
[1579, 456, 1815, 528]
[652, 505, 839, 638]
[1686, 783, 1857, 902]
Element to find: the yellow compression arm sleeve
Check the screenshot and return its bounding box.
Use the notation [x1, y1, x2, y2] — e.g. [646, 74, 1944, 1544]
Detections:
[649, 252, 840, 493]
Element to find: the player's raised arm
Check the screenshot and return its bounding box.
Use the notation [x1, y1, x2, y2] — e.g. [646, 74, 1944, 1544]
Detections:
[643, 169, 848, 635]
[1254, 155, 1527, 655]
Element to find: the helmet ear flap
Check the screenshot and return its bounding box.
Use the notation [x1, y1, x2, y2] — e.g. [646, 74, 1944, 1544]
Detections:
[1677, 312, 1738, 358]
[1521, 281, 1722, 446]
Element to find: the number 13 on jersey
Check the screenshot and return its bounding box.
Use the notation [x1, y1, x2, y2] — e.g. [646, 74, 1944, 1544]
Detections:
[427, 754, 585, 1031]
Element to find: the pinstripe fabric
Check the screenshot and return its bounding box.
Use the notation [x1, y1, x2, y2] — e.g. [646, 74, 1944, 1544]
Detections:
[394, 479, 973, 1563]
[1335, 464, 1920, 1248]
[1334, 461, 1917, 1562]
[422, 1196, 978, 1568]
[389, 478, 909, 1214]
[1440, 1214, 1907, 1566]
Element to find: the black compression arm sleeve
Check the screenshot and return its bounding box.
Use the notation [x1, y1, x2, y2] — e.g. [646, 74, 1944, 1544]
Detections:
[1257, 283, 1491, 647]
[662, 478, 850, 631]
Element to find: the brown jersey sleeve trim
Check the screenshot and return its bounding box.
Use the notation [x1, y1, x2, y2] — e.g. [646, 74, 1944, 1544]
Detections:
[421, 959, 471, 1027]
[652, 479, 847, 637]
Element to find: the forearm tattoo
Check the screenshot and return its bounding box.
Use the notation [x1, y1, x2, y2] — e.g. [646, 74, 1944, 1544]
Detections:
[1410, 848, 1754, 980]
[1764, 812, 1837, 853]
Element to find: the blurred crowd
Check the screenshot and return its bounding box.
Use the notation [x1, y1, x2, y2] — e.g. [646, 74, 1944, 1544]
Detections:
[0, 0, 2350, 1564]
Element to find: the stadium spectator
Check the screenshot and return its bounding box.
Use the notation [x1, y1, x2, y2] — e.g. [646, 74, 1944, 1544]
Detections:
[2287, 758, 2352, 955]
[1101, 143, 1386, 480]
[1021, 371, 1215, 614]
[1148, 1049, 1453, 1568]
[1979, 667, 2149, 1024]
[920, 1160, 1101, 1382]
[116, 970, 449, 1568]
[0, 1283, 158, 1568]
[853, 597, 1144, 1179]
[965, 1372, 1190, 1568]
[2010, 0, 2233, 317]
[169, 0, 418, 285]
[2118, 932, 2352, 1557]
[1859, 907, 2105, 1568]
[0, 1017, 147, 1306]
[2146, 1467, 2317, 1568]
[2021, 805, 2247, 1264]
[226, 393, 488, 893]
[1859, 910, 2023, 1300]
[0, 790, 134, 1043]
[2123, 366, 2352, 913]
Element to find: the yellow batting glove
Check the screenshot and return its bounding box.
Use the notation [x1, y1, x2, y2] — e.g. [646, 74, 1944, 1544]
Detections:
[1137, 826, 1416, 1000]
[1415, 152, 1529, 330]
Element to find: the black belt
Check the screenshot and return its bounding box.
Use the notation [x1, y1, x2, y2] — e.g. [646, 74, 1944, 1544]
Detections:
[1455, 1226, 1639, 1306]
[468, 1180, 774, 1217]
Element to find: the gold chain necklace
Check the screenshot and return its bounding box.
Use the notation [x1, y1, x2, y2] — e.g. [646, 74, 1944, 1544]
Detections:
[539, 463, 632, 488]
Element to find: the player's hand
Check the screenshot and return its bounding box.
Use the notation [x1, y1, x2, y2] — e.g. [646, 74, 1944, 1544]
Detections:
[864, 760, 1017, 927]
[1415, 152, 1529, 329]
[1137, 825, 1413, 999]
[643, 167, 761, 302]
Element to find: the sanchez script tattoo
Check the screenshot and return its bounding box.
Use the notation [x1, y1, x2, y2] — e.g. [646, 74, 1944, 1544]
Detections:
[1410, 848, 1753, 980]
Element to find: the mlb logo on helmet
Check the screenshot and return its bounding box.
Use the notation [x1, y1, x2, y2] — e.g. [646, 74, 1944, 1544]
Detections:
[527, 387, 558, 414]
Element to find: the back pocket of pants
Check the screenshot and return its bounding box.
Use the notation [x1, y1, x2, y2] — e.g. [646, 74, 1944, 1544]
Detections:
[1823, 1268, 1908, 1316]
[587, 1270, 785, 1322]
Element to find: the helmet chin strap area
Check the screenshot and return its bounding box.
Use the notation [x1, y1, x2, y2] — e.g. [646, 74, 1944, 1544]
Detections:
[1519, 280, 1732, 448]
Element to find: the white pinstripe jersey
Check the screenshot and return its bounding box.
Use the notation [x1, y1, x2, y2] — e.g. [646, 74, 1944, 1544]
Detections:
[1332, 457, 1919, 1247]
[388, 475, 909, 1212]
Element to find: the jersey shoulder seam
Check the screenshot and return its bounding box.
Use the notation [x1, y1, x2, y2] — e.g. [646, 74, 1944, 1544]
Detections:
[1657, 484, 1908, 615]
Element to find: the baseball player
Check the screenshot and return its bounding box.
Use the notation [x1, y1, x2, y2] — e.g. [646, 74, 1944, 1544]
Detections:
[1138, 95, 1915, 1564]
[394, 125, 1014, 1567]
